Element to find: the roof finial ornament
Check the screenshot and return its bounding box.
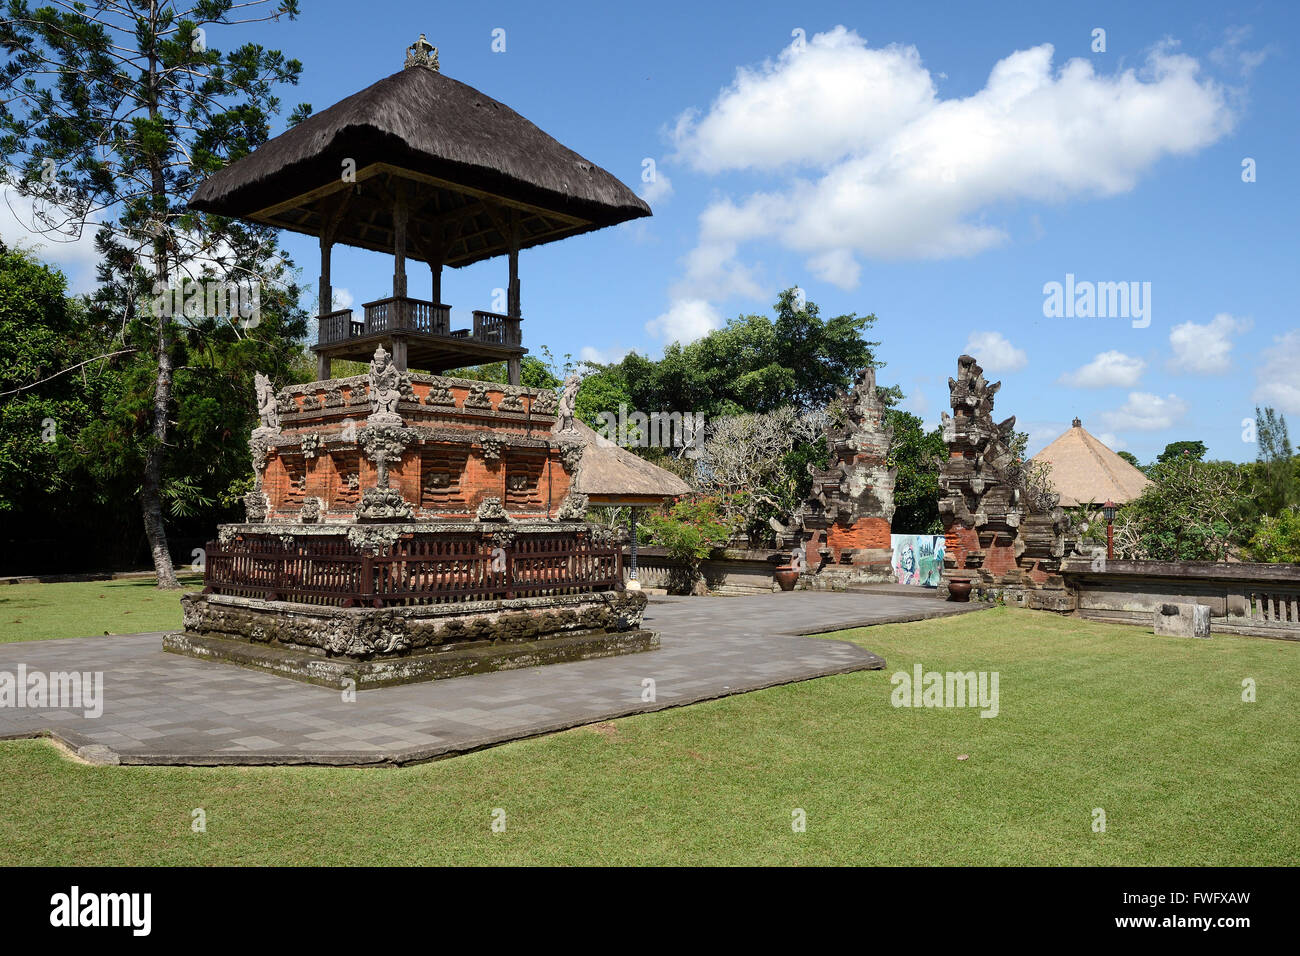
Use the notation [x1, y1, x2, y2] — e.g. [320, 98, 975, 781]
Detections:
[1072, 417, 1082, 428]
[405, 34, 439, 71]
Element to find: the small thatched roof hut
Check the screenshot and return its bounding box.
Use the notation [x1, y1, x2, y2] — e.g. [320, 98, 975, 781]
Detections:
[1030, 418, 1151, 507]
[566, 420, 692, 506]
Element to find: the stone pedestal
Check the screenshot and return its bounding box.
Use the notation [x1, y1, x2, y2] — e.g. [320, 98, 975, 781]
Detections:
[1153, 602, 1211, 638]
[165, 347, 656, 689]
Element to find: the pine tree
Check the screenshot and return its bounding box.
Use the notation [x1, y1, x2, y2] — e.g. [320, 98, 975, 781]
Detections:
[1, 1, 308, 585]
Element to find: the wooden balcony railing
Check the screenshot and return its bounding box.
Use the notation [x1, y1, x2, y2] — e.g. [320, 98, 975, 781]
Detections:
[316, 298, 522, 348]
[472, 310, 521, 345]
[203, 531, 622, 607]
[317, 309, 357, 345]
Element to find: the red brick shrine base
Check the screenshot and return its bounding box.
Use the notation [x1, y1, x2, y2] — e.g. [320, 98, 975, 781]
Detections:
[163, 522, 656, 689]
[798, 517, 895, 589]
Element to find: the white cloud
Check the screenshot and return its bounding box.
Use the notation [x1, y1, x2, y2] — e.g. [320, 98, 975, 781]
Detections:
[646, 298, 723, 344]
[1023, 420, 1068, 457]
[332, 287, 354, 310]
[1253, 329, 1300, 414]
[671, 30, 1233, 280]
[639, 171, 673, 205]
[671, 27, 937, 173]
[0, 188, 102, 293]
[1059, 350, 1146, 387]
[674, 232, 765, 301]
[806, 248, 861, 288]
[579, 344, 632, 366]
[1100, 392, 1188, 431]
[1168, 312, 1250, 373]
[964, 331, 1027, 372]
[1210, 25, 1272, 79]
[1096, 432, 1128, 452]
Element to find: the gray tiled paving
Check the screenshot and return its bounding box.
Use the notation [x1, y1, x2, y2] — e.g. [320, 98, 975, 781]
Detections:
[0, 590, 982, 765]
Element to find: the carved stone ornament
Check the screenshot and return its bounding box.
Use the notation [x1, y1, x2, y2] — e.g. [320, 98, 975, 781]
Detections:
[347, 524, 403, 553]
[299, 432, 323, 460]
[424, 383, 455, 406]
[357, 423, 415, 488]
[367, 346, 404, 425]
[532, 389, 558, 415]
[480, 437, 505, 463]
[254, 372, 278, 429]
[404, 33, 439, 72]
[476, 497, 509, 521]
[300, 496, 322, 523]
[243, 490, 270, 523]
[556, 374, 580, 432]
[557, 492, 589, 520]
[559, 441, 584, 473]
[464, 383, 493, 409]
[248, 431, 275, 476]
[357, 486, 413, 522]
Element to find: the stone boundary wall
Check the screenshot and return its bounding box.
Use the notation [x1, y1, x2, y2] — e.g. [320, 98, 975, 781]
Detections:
[622, 547, 781, 595]
[1062, 558, 1300, 640]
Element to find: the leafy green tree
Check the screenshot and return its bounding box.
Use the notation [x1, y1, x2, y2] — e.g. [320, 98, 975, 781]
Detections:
[585, 289, 878, 421]
[1156, 440, 1208, 464]
[0, 243, 147, 570]
[1116, 450, 1142, 469]
[1117, 458, 1246, 560]
[1, 0, 308, 586]
[886, 408, 945, 533]
[446, 353, 564, 390]
[1253, 406, 1295, 516]
[1247, 508, 1300, 563]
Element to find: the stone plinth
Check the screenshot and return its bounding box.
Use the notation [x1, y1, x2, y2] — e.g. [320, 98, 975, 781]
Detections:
[1153, 602, 1212, 639]
[167, 347, 655, 688]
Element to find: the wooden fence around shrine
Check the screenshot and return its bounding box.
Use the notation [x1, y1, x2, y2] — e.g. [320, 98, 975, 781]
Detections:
[202, 532, 622, 607]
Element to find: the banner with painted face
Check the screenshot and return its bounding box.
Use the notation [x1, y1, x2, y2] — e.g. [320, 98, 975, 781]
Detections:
[891, 534, 946, 588]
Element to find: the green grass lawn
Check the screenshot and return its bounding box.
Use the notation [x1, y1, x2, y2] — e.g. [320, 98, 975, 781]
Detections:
[0, 576, 199, 643]
[0, 596, 1294, 865]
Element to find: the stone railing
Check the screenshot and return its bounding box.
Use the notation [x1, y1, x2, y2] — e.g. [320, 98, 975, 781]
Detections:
[1061, 558, 1300, 640]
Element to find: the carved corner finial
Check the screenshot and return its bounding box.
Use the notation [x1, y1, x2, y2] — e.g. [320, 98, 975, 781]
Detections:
[405, 34, 439, 71]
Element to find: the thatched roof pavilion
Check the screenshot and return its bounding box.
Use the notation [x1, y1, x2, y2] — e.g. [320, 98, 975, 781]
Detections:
[189, 35, 650, 382]
[1030, 418, 1151, 507]
[567, 420, 693, 506]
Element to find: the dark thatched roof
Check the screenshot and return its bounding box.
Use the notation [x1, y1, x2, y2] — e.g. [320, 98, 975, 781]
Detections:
[566, 420, 692, 502]
[188, 64, 650, 267]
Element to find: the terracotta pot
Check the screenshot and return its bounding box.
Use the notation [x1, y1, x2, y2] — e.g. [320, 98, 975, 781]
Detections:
[773, 565, 799, 592]
[947, 578, 973, 602]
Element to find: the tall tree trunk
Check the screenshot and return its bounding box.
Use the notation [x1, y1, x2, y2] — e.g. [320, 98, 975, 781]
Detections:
[141, 0, 179, 589]
[141, 321, 178, 587]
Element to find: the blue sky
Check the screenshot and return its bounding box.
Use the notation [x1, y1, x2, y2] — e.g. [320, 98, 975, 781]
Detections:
[8, 0, 1297, 463]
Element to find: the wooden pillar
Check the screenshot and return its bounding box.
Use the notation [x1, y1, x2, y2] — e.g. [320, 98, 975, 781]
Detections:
[390, 182, 409, 373]
[317, 235, 333, 381]
[319, 235, 333, 316]
[392, 184, 408, 301]
[507, 210, 522, 386]
[430, 260, 442, 305]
